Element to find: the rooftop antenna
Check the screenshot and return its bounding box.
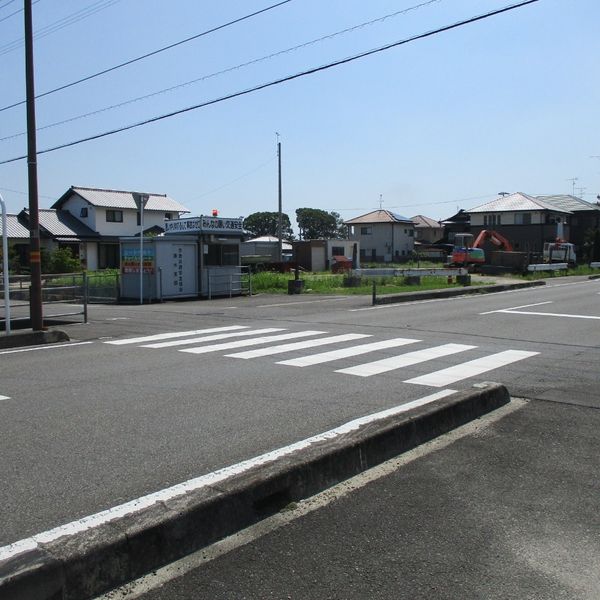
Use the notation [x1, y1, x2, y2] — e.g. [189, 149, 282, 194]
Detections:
[566, 177, 578, 196]
[498, 191, 510, 197]
[379, 194, 383, 210]
[576, 186, 586, 198]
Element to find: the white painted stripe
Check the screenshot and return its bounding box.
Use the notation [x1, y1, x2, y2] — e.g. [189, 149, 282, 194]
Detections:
[180, 331, 327, 355]
[0, 341, 93, 355]
[336, 344, 476, 377]
[0, 395, 10, 400]
[480, 301, 552, 315]
[0, 388, 456, 563]
[226, 334, 371, 359]
[143, 328, 285, 348]
[257, 297, 350, 308]
[493, 310, 600, 320]
[405, 350, 540, 387]
[277, 337, 421, 367]
[104, 326, 248, 345]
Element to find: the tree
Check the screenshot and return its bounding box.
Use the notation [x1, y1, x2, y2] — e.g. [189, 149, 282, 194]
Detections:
[244, 211, 294, 240]
[41, 247, 80, 274]
[583, 227, 600, 262]
[296, 208, 346, 240]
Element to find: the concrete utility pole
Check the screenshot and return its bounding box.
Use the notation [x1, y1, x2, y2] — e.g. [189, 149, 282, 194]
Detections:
[24, 0, 43, 330]
[1, 193, 11, 335]
[276, 133, 282, 262]
[133, 192, 149, 305]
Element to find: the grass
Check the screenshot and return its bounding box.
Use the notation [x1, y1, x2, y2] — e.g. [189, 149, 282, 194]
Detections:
[250, 271, 467, 295]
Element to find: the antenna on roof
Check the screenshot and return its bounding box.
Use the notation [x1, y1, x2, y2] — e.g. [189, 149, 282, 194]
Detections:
[379, 194, 383, 210]
[566, 177, 578, 196]
[498, 191, 509, 197]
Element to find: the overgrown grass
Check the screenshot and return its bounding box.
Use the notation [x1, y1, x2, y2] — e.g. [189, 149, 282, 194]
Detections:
[250, 271, 466, 295]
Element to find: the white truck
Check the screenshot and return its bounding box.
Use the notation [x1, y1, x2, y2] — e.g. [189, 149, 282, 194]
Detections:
[543, 241, 576, 264]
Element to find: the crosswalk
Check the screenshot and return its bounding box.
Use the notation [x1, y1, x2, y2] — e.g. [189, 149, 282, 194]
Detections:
[104, 326, 539, 388]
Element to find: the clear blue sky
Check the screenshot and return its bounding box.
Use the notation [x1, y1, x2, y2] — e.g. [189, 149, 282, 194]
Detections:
[1, 0, 598, 231]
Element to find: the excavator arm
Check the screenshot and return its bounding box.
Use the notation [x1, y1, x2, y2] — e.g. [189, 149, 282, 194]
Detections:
[473, 229, 514, 251]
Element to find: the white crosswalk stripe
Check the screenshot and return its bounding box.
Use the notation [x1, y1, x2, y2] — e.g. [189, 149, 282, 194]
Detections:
[276, 337, 421, 367]
[104, 326, 248, 345]
[405, 349, 540, 387]
[180, 331, 327, 355]
[335, 343, 476, 377]
[226, 334, 372, 359]
[142, 328, 285, 349]
[0, 395, 10, 401]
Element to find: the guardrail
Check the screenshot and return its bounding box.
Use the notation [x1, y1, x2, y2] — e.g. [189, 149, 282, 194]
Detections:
[527, 263, 568, 272]
[355, 267, 468, 277]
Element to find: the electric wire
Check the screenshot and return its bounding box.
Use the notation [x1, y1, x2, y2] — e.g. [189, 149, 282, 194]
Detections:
[0, 0, 294, 113]
[0, 0, 120, 56]
[0, 0, 41, 26]
[0, 0, 541, 166]
[0, 0, 18, 11]
[0, 0, 442, 142]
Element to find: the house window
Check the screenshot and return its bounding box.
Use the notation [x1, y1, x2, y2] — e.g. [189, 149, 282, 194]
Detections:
[136, 211, 141, 226]
[106, 210, 123, 223]
[408, 230, 414, 237]
[332, 246, 345, 255]
[165, 212, 173, 220]
[80, 207, 88, 218]
[515, 213, 531, 225]
[360, 226, 372, 235]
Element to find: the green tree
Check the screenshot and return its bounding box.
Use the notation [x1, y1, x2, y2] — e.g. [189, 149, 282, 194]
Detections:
[296, 208, 346, 240]
[244, 211, 294, 240]
[583, 227, 600, 262]
[41, 247, 81, 274]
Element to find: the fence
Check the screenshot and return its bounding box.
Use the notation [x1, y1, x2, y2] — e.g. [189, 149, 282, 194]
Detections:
[206, 266, 252, 299]
[0, 271, 120, 329]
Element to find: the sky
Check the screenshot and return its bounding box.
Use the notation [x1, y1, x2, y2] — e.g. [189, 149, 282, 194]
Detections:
[0, 0, 599, 233]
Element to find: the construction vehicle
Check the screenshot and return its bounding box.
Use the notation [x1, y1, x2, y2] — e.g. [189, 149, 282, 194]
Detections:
[543, 240, 576, 264]
[448, 230, 513, 267]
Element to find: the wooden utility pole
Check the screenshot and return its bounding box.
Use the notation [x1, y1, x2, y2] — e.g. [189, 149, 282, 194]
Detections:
[24, 0, 43, 330]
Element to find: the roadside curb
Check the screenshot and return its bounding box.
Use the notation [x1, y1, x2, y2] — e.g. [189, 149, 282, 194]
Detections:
[0, 329, 69, 350]
[374, 279, 545, 305]
[0, 383, 510, 600]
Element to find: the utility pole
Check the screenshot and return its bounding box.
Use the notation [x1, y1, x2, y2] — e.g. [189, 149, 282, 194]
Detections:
[24, 0, 43, 331]
[276, 133, 282, 262]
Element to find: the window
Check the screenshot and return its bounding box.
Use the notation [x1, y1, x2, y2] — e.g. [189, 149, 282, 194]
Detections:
[332, 246, 345, 255]
[515, 213, 531, 225]
[80, 207, 88, 218]
[106, 210, 123, 223]
[360, 226, 372, 235]
[136, 211, 141, 226]
[408, 229, 414, 237]
[165, 212, 173, 220]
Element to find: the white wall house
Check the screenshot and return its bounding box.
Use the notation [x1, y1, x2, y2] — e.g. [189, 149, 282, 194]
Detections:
[345, 210, 415, 263]
[52, 186, 190, 269]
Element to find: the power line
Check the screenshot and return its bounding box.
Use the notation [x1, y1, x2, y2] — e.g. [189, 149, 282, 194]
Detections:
[0, 0, 294, 113]
[0, 0, 120, 56]
[0, 0, 18, 11]
[0, 0, 41, 26]
[0, 0, 442, 141]
[0, 0, 541, 166]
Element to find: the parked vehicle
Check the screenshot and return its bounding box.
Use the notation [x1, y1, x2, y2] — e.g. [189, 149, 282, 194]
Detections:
[543, 241, 576, 264]
[448, 230, 513, 267]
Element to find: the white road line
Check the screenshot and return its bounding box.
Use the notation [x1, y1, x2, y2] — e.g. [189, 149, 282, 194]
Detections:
[405, 350, 539, 387]
[0, 341, 94, 355]
[257, 297, 350, 308]
[226, 334, 371, 359]
[104, 326, 248, 345]
[336, 343, 476, 377]
[0, 388, 456, 563]
[0, 395, 10, 400]
[480, 301, 553, 315]
[143, 328, 285, 349]
[277, 338, 421, 367]
[494, 310, 600, 320]
[180, 331, 327, 355]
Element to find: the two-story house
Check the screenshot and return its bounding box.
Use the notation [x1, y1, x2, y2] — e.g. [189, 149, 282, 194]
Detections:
[52, 186, 190, 269]
[345, 209, 415, 263]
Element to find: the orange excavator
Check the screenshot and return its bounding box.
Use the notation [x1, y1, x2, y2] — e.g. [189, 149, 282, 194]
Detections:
[449, 230, 513, 266]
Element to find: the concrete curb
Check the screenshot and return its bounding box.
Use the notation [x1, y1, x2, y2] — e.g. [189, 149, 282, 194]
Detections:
[0, 329, 69, 350]
[0, 383, 509, 600]
[374, 279, 545, 305]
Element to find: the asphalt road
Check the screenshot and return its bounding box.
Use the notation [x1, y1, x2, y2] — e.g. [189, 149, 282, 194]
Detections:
[1, 277, 598, 552]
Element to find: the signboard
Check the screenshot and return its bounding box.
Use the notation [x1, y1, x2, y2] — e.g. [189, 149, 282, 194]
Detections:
[121, 246, 155, 274]
[164, 215, 244, 234]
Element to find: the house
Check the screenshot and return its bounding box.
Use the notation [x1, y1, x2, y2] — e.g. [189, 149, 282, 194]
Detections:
[51, 186, 190, 269]
[440, 209, 471, 243]
[345, 210, 415, 263]
[293, 239, 358, 272]
[0, 213, 32, 270]
[240, 235, 293, 264]
[411, 215, 443, 243]
[466, 192, 576, 253]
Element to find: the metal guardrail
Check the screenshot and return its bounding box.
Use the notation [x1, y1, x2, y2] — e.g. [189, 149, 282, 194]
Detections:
[527, 263, 568, 272]
[355, 267, 468, 277]
[1, 271, 119, 329]
[206, 267, 252, 300]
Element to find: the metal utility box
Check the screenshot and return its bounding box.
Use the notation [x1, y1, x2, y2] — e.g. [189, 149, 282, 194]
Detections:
[119, 236, 198, 301]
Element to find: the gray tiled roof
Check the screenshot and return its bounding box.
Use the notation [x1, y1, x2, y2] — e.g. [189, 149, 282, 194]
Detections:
[53, 186, 190, 213]
[345, 209, 413, 225]
[22, 209, 99, 239]
[467, 192, 571, 214]
[536, 195, 600, 213]
[0, 214, 30, 239]
[411, 215, 443, 228]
